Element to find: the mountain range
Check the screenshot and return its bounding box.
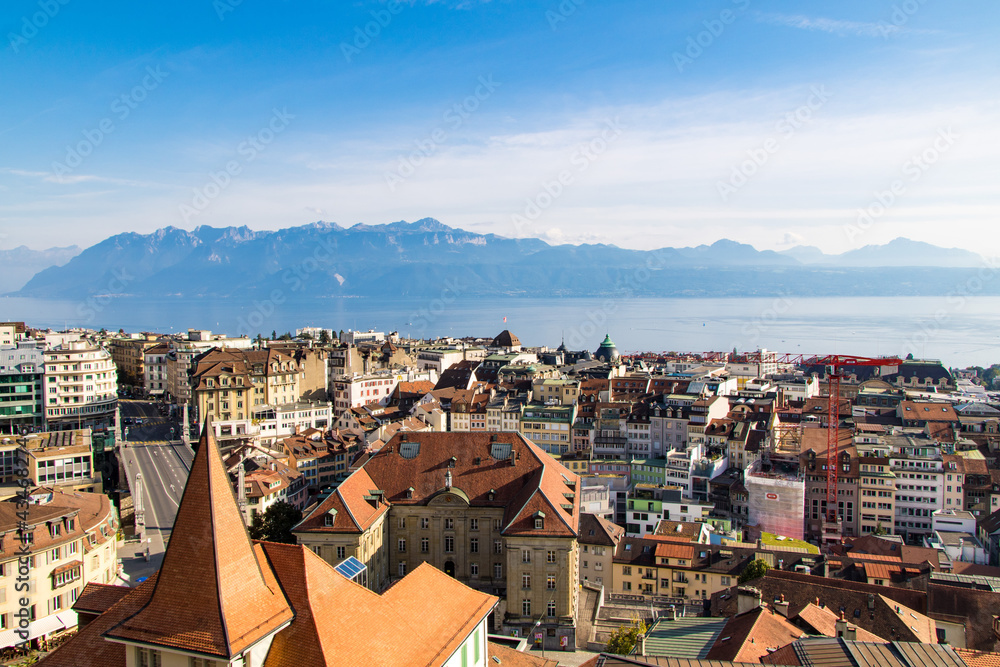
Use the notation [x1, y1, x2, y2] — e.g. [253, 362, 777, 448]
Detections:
[9, 220, 995, 300]
[0, 245, 82, 292]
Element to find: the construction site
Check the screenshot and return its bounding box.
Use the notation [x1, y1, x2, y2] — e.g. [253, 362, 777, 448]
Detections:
[744, 423, 806, 540]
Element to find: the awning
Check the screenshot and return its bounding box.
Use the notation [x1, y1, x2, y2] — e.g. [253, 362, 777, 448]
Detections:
[51, 560, 83, 577]
[0, 610, 77, 649]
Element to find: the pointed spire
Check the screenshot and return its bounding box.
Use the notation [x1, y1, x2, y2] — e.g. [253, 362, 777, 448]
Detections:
[105, 419, 292, 658]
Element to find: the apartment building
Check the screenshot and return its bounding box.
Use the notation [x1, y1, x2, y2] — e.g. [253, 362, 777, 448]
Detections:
[578, 512, 623, 588]
[107, 335, 160, 389]
[42, 342, 117, 432]
[0, 488, 118, 649]
[141, 343, 169, 397]
[190, 347, 301, 423]
[164, 330, 252, 405]
[0, 342, 44, 435]
[519, 402, 576, 454]
[0, 430, 101, 495]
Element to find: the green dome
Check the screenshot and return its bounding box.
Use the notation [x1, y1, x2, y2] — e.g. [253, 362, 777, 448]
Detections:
[594, 334, 620, 362]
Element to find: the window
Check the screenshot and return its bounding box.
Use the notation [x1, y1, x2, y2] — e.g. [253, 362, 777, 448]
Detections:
[398, 517, 406, 528]
[534, 518, 544, 529]
[547, 550, 556, 564]
[421, 518, 429, 529]
[547, 601, 556, 617]
[444, 536, 454, 553]
[522, 549, 531, 563]
[494, 539, 502, 554]
[547, 574, 556, 590]
[623, 581, 631, 591]
[445, 518, 454, 530]
[494, 519, 502, 530]
[522, 600, 531, 616]
[522, 572, 531, 589]
[137, 648, 162, 667]
[336, 546, 346, 560]
[494, 563, 503, 579]
[470, 518, 479, 531]
[470, 563, 479, 577]
[398, 562, 406, 577]
[470, 538, 479, 553]
[622, 566, 632, 576]
[421, 537, 429, 553]
[398, 539, 406, 553]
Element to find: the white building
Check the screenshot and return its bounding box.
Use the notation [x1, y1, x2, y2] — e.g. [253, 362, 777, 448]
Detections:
[43, 341, 118, 431]
[143, 343, 169, 396]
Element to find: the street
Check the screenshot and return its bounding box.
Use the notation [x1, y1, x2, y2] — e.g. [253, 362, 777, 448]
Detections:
[117, 400, 194, 582]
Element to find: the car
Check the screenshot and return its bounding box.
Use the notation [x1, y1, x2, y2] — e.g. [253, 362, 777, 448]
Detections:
[134, 418, 143, 425]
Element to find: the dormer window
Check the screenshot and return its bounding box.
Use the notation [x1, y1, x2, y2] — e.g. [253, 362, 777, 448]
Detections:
[488, 489, 496, 501]
[406, 486, 414, 499]
[534, 511, 545, 530]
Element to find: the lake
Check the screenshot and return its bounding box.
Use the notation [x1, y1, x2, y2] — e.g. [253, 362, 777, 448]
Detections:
[2, 294, 998, 368]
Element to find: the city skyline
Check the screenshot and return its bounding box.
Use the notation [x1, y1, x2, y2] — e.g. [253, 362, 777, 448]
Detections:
[2, 1, 998, 255]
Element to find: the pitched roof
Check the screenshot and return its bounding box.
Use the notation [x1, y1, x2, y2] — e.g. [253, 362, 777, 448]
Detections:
[705, 606, 804, 662]
[104, 421, 293, 659]
[298, 432, 579, 538]
[792, 603, 885, 642]
[258, 545, 497, 667]
[488, 642, 559, 667]
[579, 513, 625, 546]
[72, 583, 131, 615]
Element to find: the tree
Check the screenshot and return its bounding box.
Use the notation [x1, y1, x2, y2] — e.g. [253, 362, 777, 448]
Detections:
[873, 522, 888, 536]
[319, 329, 331, 344]
[606, 618, 647, 655]
[271, 330, 277, 340]
[279, 331, 293, 341]
[738, 558, 770, 584]
[299, 332, 313, 340]
[248, 501, 302, 544]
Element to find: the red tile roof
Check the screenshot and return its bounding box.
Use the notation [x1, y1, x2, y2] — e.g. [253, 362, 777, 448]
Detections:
[104, 422, 293, 659]
[299, 432, 579, 538]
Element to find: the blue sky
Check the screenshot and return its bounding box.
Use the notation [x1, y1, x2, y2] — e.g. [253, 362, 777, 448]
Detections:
[1, 0, 998, 255]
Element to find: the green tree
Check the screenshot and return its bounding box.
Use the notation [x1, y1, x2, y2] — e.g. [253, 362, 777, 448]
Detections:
[248, 501, 302, 544]
[319, 329, 331, 344]
[738, 558, 770, 584]
[606, 618, 648, 655]
[271, 330, 277, 340]
[873, 522, 888, 536]
[299, 332, 313, 340]
[278, 331, 293, 341]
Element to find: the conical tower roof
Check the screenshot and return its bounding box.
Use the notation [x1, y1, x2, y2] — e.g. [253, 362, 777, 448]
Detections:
[105, 420, 293, 659]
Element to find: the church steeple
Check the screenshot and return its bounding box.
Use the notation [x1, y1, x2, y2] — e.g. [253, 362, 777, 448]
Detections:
[105, 420, 293, 659]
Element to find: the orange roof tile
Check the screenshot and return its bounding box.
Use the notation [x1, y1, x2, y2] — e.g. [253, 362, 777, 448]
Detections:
[104, 421, 293, 659]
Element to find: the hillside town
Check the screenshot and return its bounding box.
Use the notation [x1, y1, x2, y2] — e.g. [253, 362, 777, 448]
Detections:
[1, 319, 1000, 665]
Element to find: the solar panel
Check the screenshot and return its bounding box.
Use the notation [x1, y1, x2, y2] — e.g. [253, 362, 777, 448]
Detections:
[334, 556, 367, 580]
[399, 442, 421, 459]
[490, 443, 512, 461]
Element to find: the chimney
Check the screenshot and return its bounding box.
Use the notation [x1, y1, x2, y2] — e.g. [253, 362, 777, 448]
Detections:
[737, 586, 762, 615]
[509, 451, 516, 467]
[636, 632, 646, 656]
[774, 594, 790, 618]
[835, 612, 857, 640]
